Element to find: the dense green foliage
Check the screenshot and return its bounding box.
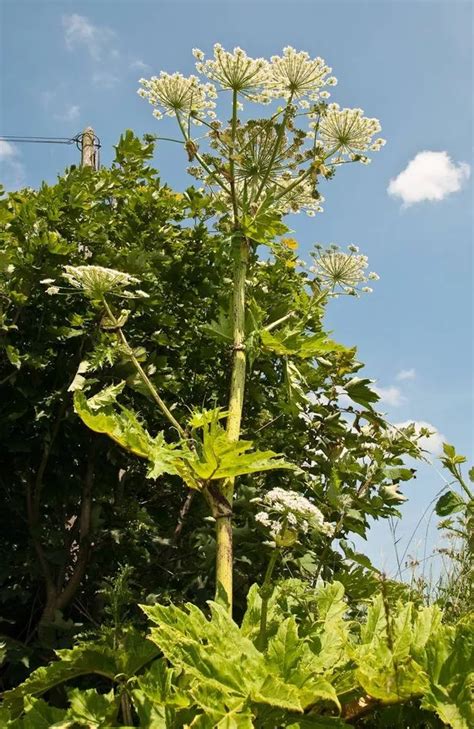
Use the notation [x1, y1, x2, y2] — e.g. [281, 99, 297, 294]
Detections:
[1, 578, 472, 727]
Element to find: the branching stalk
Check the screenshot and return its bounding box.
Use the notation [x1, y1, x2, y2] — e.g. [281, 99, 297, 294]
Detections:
[102, 298, 184, 437]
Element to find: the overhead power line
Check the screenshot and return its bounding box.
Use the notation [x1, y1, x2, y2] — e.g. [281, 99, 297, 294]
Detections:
[0, 129, 101, 170]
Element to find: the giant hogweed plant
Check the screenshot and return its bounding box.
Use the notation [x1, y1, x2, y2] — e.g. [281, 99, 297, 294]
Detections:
[1, 45, 472, 728]
[57, 45, 388, 611]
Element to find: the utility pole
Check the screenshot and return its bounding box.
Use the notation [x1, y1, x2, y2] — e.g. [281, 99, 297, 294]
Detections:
[80, 127, 98, 170]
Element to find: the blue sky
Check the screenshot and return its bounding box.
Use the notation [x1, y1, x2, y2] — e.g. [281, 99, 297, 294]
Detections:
[1, 0, 472, 577]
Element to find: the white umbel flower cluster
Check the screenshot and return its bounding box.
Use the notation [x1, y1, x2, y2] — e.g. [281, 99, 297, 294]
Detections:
[61, 265, 146, 300]
[311, 245, 379, 296]
[269, 47, 335, 101]
[275, 177, 325, 216]
[137, 72, 216, 120]
[318, 104, 385, 161]
[193, 44, 271, 102]
[255, 487, 334, 547]
[137, 44, 386, 219]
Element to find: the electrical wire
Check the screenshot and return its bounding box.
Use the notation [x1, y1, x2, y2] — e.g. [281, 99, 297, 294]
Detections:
[0, 132, 102, 168]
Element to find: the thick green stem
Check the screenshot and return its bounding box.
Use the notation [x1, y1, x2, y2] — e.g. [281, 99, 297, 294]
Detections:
[215, 234, 249, 612]
[256, 550, 279, 651]
[213, 91, 246, 614]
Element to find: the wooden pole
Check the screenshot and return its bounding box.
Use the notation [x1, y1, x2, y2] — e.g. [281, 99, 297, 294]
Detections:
[81, 127, 96, 169]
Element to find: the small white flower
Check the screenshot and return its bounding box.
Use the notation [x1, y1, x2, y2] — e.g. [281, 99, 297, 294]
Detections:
[368, 272, 380, 281]
[46, 286, 60, 295]
[6, 264, 15, 274]
[40, 278, 56, 285]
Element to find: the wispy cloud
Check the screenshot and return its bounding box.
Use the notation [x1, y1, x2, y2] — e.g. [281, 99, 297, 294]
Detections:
[394, 420, 446, 456]
[130, 59, 150, 72]
[0, 141, 26, 189]
[54, 104, 80, 122]
[62, 14, 118, 61]
[388, 151, 470, 206]
[396, 368, 416, 381]
[374, 385, 405, 407]
[92, 71, 120, 89]
[40, 88, 81, 125]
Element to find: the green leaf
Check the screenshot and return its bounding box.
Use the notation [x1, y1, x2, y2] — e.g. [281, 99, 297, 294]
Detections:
[5, 345, 21, 369]
[435, 491, 465, 517]
[12, 696, 67, 728]
[203, 309, 233, 343]
[73, 391, 198, 486]
[421, 622, 474, 729]
[87, 381, 126, 410]
[2, 630, 157, 710]
[442, 443, 456, 458]
[2, 644, 116, 707]
[66, 688, 119, 726]
[344, 378, 379, 409]
[187, 412, 297, 480]
[241, 210, 289, 246]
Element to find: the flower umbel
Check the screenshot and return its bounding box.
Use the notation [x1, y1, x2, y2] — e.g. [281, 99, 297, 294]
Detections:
[194, 44, 270, 101]
[137, 72, 216, 120]
[319, 104, 384, 160]
[255, 487, 334, 547]
[269, 46, 334, 100]
[138, 45, 386, 223]
[311, 245, 378, 295]
[62, 265, 143, 300]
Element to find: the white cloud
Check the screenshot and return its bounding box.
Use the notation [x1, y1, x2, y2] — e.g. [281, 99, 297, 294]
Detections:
[394, 420, 446, 456]
[388, 151, 470, 206]
[130, 59, 150, 72]
[0, 141, 25, 189]
[92, 71, 119, 89]
[62, 14, 117, 61]
[0, 140, 17, 160]
[396, 368, 416, 381]
[54, 104, 80, 122]
[374, 385, 405, 407]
